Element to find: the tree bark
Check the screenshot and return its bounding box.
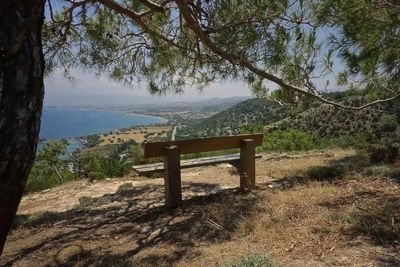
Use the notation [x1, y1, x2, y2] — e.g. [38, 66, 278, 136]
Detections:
[0, 0, 45, 255]
[54, 166, 64, 184]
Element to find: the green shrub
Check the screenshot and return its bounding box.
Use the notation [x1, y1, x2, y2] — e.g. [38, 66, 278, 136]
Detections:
[129, 144, 148, 164]
[364, 165, 400, 180]
[25, 171, 75, 192]
[26, 140, 74, 192]
[85, 134, 101, 148]
[223, 253, 278, 267]
[379, 115, 398, 132]
[364, 165, 392, 177]
[117, 140, 137, 153]
[262, 129, 322, 151]
[241, 124, 264, 134]
[26, 172, 59, 192]
[332, 133, 369, 149]
[100, 156, 130, 177]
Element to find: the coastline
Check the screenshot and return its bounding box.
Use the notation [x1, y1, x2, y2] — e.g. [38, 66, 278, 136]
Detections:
[125, 111, 168, 121]
[39, 107, 170, 152]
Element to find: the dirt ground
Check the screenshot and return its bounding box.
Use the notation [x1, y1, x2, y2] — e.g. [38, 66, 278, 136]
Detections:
[2, 149, 400, 266]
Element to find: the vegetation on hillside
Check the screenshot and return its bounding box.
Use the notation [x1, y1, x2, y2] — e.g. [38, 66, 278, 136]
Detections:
[174, 93, 400, 153]
[266, 96, 400, 149]
[176, 98, 288, 139]
[27, 140, 73, 192]
[26, 140, 133, 193]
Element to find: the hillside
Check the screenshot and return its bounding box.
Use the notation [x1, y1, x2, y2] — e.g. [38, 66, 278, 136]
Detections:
[177, 95, 400, 148]
[266, 97, 400, 143]
[176, 98, 288, 138]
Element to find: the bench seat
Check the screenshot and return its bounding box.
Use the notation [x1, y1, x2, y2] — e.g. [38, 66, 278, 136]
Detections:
[136, 134, 263, 208]
[133, 153, 262, 175]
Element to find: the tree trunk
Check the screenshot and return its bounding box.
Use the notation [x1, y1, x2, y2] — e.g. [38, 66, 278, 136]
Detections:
[54, 166, 64, 184]
[0, 0, 45, 255]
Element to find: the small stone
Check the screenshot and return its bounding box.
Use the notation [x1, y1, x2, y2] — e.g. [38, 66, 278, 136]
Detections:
[147, 228, 162, 242]
[141, 225, 151, 234]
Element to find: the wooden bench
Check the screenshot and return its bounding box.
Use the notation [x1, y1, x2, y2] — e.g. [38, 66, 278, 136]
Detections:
[132, 134, 264, 208]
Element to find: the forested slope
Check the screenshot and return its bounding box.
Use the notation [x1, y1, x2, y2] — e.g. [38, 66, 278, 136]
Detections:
[266, 97, 400, 143]
[176, 98, 289, 138]
[177, 95, 400, 148]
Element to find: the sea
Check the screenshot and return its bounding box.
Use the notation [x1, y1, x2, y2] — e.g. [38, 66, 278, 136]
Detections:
[39, 107, 167, 152]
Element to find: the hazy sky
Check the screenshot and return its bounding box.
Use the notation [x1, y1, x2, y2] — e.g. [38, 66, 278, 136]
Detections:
[42, 3, 345, 107]
[44, 69, 252, 106]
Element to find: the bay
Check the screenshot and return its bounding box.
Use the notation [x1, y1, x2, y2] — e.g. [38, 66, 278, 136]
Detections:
[39, 107, 167, 140]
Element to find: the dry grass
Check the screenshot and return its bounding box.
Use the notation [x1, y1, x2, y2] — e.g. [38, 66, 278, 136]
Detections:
[3, 150, 400, 266]
[255, 149, 355, 182]
[186, 175, 400, 266]
[98, 125, 172, 145]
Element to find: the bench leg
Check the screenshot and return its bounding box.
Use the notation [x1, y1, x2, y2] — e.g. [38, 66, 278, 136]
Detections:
[240, 139, 256, 190]
[164, 145, 182, 209]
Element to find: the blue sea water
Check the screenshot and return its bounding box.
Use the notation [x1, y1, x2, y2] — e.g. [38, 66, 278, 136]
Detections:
[39, 107, 167, 140]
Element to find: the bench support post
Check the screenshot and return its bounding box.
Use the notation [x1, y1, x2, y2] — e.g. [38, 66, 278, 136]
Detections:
[163, 145, 182, 209]
[240, 139, 256, 190]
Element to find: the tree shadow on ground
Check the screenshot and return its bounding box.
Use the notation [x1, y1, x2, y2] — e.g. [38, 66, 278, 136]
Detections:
[263, 153, 371, 189]
[317, 190, 400, 266]
[319, 191, 400, 247]
[3, 181, 258, 266]
[5, 152, 400, 266]
[258, 151, 400, 265]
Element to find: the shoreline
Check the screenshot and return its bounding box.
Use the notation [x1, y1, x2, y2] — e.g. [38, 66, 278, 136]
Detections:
[40, 107, 169, 141]
[39, 123, 171, 144]
[39, 124, 173, 153]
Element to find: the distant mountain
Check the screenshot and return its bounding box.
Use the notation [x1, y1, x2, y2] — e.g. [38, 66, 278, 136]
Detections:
[118, 96, 251, 111]
[190, 96, 251, 107]
[45, 94, 250, 110]
[176, 98, 288, 138]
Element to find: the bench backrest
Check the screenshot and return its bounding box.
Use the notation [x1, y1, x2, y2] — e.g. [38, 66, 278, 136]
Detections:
[144, 134, 263, 158]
